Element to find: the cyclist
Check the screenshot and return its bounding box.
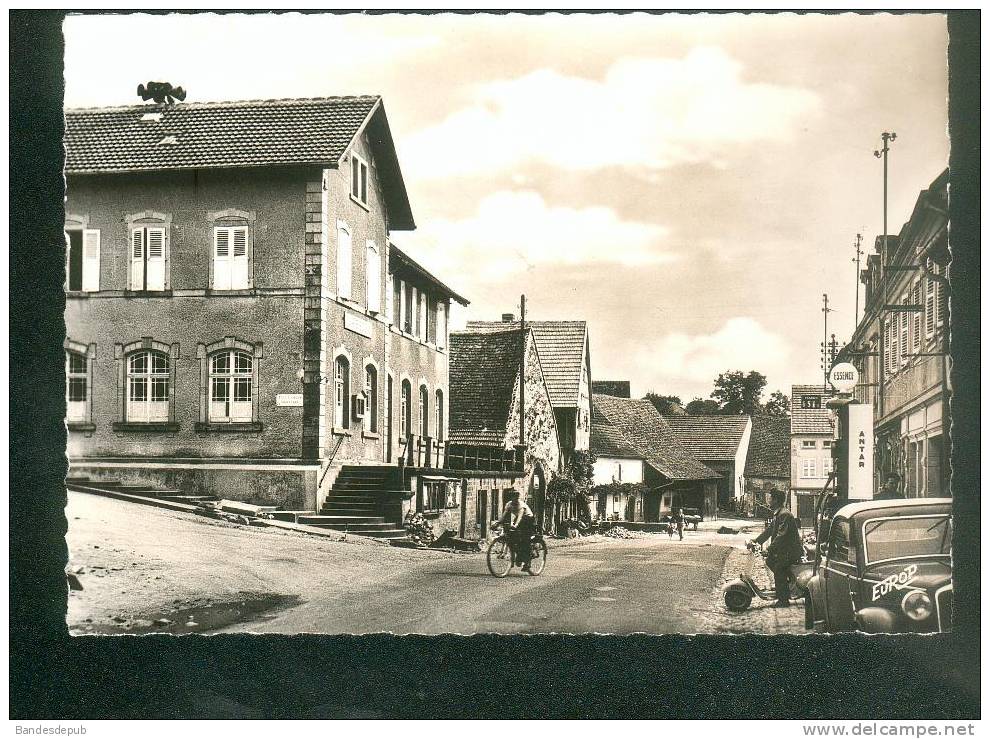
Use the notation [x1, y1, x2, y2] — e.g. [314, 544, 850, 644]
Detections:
[497, 491, 537, 574]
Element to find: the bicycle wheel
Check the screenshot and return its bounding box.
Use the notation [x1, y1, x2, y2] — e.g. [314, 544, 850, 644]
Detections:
[527, 540, 548, 576]
[486, 536, 513, 577]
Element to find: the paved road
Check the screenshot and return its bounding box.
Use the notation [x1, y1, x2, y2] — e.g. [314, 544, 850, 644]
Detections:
[67, 491, 736, 635]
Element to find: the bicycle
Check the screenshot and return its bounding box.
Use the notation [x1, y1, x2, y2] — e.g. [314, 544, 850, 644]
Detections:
[486, 525, 548, 577]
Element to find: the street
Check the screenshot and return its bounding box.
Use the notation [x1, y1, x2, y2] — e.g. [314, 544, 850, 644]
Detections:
[66, 491, 804, 635]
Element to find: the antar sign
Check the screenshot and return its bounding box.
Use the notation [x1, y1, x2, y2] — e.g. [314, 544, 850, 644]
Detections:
[847, 404, 874, 500]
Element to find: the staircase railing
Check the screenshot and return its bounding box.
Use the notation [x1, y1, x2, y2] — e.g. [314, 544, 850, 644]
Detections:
[317, 434, 347, 492]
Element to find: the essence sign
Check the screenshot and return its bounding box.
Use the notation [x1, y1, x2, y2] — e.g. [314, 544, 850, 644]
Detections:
[829, 362, 859, 394]
[847, 403, 874, 500]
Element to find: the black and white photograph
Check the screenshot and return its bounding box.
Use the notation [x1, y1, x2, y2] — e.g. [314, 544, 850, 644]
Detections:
[8, 7, 981, 723]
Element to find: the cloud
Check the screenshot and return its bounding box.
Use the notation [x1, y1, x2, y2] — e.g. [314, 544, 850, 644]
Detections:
[403, 190, 675, 279]
[635, 317, 792, 398]
[401, 46, 820, 180]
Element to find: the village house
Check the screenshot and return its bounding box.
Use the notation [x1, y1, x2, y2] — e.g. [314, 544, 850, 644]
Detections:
[446, 327, 561, 537]
[591, 394, 719, 520]
[789, 384, 836, 522]
[63, 95, 468, 534]
[835, 169, 949, 499]
[465, 318, 591, 468]
[663, 415, 753, 512]
[740, 415, 791, 518]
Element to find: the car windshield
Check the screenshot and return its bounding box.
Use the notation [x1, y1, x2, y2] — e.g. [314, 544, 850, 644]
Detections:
[862, 516, 951, 563]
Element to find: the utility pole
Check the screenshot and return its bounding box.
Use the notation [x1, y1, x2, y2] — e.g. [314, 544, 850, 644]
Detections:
[852, 233, 863, 332]
[519, 294, 526, 448]
[821, 293, 833, 390]
[874, 131, 896, 418]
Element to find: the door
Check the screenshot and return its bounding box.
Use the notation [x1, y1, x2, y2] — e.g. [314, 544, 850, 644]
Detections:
[822, 518, 858, 630]
[477, 490, 488, 538]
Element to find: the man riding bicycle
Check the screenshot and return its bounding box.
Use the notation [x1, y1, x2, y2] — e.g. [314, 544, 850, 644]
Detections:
[497, 492, 537, 574]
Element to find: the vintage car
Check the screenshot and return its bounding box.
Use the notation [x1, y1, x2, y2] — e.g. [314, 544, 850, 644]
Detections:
[805, 497, 952, 633]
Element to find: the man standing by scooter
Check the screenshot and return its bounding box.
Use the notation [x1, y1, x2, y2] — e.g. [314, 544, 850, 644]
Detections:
[749, 490, 803, 607]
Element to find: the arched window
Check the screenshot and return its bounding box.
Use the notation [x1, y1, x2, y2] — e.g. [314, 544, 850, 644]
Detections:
[365, 364, 378, 433]
[334, 356, 350, 429]
[400, 380, 411, 438]
[435, 389, 444, 442]
[126, 350, 169, 422]
[66, 351, 88, 422]
[209, 349, 253, 422]
[419, 385, 429, 438]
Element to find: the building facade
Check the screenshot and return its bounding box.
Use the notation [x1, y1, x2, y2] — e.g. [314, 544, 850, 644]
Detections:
[663, 415, 753, 510]
[836, 169, 950, 498]
[789, 385, 835, 522]
[741, 415, 791, 518]
[63, 96, 466, 511]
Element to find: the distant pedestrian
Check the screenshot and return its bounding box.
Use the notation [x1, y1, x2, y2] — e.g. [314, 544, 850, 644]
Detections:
[875, 473, 905, 500]
[671, 508, 685, 541]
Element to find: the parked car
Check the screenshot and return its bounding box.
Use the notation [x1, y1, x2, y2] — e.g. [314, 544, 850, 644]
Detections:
[805, 497, 952, 633]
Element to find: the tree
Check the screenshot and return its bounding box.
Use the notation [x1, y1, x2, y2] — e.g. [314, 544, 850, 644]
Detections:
[644, 392, 682, 415]
[685, 397, 720, 415]
[711, 370, 767, 415]
[763, 390, 790, 418]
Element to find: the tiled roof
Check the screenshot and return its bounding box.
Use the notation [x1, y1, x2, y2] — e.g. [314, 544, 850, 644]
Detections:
[64, 96, 415, 230]
[591, 380, 630, 398]
[592, 395, 718, 481]
[389, 243, 470, 306]
[664, 415, 751, 461]
[744, 415, 791, 478]
[448, 329, 524, 446]
[790, 385, 835, 435]
[465, 320, 587, 408]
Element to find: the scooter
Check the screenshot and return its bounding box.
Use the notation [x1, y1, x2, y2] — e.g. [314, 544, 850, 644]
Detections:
[722, 541, 814, 612]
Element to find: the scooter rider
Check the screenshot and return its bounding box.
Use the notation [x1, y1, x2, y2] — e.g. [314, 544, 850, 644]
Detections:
[498, 491, 537, 574]
[749, 490, 803, 607]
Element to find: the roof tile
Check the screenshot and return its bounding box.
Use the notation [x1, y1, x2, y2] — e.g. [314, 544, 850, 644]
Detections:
[663, 415, 751, 461]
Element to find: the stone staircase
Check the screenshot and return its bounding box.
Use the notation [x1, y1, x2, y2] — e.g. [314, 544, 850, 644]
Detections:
[296, 465, 408, 539]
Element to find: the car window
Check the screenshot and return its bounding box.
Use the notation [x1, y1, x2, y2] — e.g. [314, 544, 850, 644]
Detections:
[828, 520, 852, 563]
[863, 516, 951, 563]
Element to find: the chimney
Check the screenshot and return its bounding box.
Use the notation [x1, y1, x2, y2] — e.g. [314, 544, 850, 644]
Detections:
[501, 313, 515, 323]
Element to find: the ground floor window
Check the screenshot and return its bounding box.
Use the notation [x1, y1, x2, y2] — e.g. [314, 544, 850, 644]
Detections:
[126, 349, 169, 422]
[66, 350, 89, 422]
[208, 349, 253, 422]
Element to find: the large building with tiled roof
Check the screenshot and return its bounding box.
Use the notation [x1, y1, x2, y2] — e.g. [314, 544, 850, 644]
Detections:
[591, 395, 719, 520]
[664, 415, 753, 509]
[741, 415, 791, 517]
[465, 318, 591, 465]
[789, 385, 836, 521]
[62, 94, 467, 513]
[449, 327, 561, 527]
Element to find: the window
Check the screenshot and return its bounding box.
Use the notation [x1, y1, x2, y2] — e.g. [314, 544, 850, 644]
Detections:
[366, 241, 381, 313]
[828, 520, 851, 562]
[822, 440, 833, 448]
[801, 458, 817, 479]
[391, 276, 401, 326]
[65, 229, 100, 292]
[418, 291, 427, 338]
[427, 296, 437, 344]
[822, 456, 834, 475]
[336, 222, 353, 300]
[436, 302, 447, 350]
[126, 350, 170, 422]
[912, 281, 922, 351]
[213, 226, 249, 290]
[66, 351, 88, 422]
[801, 440, 817, 449]
[400, 380, 411, 438]
[435, 389, 444, 442]
[934, 263, 946, 330]
[899, 297, 909, 366]
[130, 226, 167, 291]
[925, 264, 936, 339]
[365, 365, 378, 433]
[208, 350, 253, 423]
[419, 385, 429, 438]
[350, 153, 369, 206]
[403, 284, 414, 333]
[334, 356, 350, 429]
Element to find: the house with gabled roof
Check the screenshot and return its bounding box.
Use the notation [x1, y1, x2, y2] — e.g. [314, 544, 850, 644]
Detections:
[742, 415, 791, 517]
[465, 317, 591, 466]
[663, 415, 753, 511]
[591, 395, 720, 519]
[790, 384, 836, 522]
[448, 327, 561, 532]
[62, 94, 468, 527]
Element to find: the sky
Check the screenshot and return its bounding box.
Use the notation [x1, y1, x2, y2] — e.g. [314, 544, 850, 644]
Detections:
[63, 12, 950, 402]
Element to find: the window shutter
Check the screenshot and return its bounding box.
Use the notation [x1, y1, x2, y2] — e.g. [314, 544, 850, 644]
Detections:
[82, 228, 101, 292]
[146, 227, 166, 290]
[130, 229, 145, 290]
[385, 274, 394, 324]
[925, 271, 936, 338]
[899, 299, 909, 366]
[912, 282, 922, 350]
[437, 303, 446, 350]
[935, 264, 945, 329]
[231, 227, 249, 289]
[412, 287, 420, 336]
[427, 295, 437, 344]
[366, 241, 381, 313]
[336, 223, 352, 299]
[214, 228, 231, 290]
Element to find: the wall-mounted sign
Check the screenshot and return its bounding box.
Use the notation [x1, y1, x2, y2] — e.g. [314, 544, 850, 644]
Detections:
[801, 395, 822, 409]
[829, 362, 859, 394]
[344, 312, 374, 339]
[847, 403, 874, 500]
[276, 393, 304, 407]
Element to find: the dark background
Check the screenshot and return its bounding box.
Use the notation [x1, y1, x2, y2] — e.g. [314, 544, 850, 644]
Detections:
[9, 10, 980, 719]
